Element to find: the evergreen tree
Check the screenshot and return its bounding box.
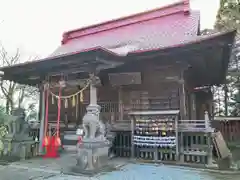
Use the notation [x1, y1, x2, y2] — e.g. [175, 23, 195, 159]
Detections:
[215, 0, 240, 116]
[215, 0, 240, 32]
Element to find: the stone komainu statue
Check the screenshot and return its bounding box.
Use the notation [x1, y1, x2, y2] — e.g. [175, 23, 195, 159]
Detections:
[75, 104, 110, 172]
[82, 105, 106, 141]
[12, 108, 29, 135]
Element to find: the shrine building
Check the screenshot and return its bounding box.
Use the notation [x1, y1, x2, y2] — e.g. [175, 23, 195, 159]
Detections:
[0, 0, 236, 164]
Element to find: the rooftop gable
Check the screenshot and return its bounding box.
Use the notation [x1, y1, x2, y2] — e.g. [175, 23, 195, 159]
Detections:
[61, 0, 191, 44]
[50, 0, 200, 58]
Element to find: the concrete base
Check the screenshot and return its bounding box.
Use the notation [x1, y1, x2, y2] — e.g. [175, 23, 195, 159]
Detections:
[69, 164, 116, 176]
[1, 139, 35, 161]
[70, 140, 110, 175]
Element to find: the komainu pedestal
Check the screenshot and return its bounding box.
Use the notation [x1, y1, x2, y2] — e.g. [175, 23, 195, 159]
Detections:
[72, 104, 111, 175]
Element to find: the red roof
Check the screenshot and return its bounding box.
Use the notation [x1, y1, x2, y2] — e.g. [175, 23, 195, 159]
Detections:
[49, 0, 200, 58]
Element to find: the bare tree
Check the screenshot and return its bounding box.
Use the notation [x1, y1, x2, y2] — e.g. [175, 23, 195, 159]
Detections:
[0, 44, 38, 115]
[0, 45, 19, 114]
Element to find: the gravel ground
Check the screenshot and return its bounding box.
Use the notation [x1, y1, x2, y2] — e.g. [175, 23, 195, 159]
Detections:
[1, 154, 240, 180]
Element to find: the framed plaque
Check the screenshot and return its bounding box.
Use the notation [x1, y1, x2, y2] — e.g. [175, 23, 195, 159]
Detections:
[108, 72, 142, 86]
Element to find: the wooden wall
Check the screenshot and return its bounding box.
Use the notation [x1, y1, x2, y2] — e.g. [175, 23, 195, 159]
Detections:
[119, 65, 182, 119]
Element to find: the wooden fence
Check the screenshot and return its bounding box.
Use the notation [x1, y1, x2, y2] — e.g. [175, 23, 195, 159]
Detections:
[213, 117, 240, 143]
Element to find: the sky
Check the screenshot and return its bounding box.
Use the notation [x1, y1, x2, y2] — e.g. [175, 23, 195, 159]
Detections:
[0, 0, 220, 60]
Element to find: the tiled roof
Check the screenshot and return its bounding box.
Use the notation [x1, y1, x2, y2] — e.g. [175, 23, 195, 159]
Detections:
[49, 1, 200, 58]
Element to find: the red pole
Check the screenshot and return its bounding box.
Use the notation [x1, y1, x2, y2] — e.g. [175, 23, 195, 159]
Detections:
[56, 86, 62, 138]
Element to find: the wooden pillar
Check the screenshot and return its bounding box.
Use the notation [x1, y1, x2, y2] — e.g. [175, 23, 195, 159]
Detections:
[131, 115, 135, 159]
[179, 132, 184, 163]
[205, 111, 213, 165]
[118, 87, 123, 121]
[38, 86, 42, 122]
[179, 71, 186, 163]
[179, 79, 187, 119]
[75, 87, 79, 126]
[207, 132, 213, 165]
[38, 84, 46, 154]
[175, 115, 179, 161]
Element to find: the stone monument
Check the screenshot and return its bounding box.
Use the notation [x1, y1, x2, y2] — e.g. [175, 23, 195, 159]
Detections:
[71, 75, 111, 175]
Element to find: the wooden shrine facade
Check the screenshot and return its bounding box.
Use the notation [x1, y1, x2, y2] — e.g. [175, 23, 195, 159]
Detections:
[0, 1, 236, 165]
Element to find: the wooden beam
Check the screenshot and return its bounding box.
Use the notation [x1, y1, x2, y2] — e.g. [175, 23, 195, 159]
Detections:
[179, 71, 187, 120]
[118, 87, 123, 122]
